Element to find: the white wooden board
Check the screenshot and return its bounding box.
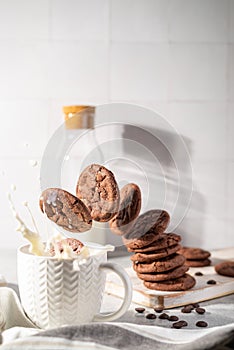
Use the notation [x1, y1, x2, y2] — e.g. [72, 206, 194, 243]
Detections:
[106, 248, 234, 309]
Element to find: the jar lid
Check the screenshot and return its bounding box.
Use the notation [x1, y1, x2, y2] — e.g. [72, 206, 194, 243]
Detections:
[63, 105, 95, 116]
[62, 105, 95, 129]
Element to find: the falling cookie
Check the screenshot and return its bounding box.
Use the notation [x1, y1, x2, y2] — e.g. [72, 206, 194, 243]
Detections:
[40, 188, 92, 233]
[76, 164, 119, 222]
[123, 210, 170, 249]
[109, 183, 141, 235]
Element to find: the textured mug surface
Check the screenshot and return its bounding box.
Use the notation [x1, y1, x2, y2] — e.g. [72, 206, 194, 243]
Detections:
[17, 245, 131, 329]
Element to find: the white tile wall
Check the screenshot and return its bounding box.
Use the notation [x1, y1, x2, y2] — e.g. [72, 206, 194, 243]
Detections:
[0, 42, 49, 99]
[0, 0, 49, 40]
[169, 44, 228, 101]
[0, 0, 233, 253]
[111, 0, 169, 42]
[228, 103, 234, 160]
[0, 100, 49, 157]
[48, 42, 109, 99]
[51, 0, 109, 41]
[230, 0, 234, 43]
[169, 0, 229, 43]
[110, 43, 169, 100]
[167, 103, 227, 161]
[227, 161, 234, 220]
[229, 44, 234, 101]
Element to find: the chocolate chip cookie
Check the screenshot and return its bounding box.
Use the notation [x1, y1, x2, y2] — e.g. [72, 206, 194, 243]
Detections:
[178, 247, 211, 260]
[137, 265, 189, 282]
[50, 238, 84, 256]
[122, 210, 170, 249]
[40, 188, 92, 233]
[76, 164, 119, 222]
[185, 259, 211, 267]
[130, 244, 181, 263]
[109, 183, 141, 235]
[215, 261, 234, 277]
[133, 253, 186, 273]
[144, 274, 196, 291]
[127, 233, 181, 253]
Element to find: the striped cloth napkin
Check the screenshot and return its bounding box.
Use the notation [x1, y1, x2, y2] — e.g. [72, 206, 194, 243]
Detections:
[0, 287, 234, 350]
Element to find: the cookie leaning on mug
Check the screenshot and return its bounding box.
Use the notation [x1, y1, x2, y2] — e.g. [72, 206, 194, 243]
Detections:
[109, 183, 141, 235]
[40, 188, 92, 233]
[76, 164, 120, 222]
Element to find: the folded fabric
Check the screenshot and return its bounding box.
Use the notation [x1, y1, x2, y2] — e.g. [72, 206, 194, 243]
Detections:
[1, 286, 234, 349]
[1, 323, 234, 350]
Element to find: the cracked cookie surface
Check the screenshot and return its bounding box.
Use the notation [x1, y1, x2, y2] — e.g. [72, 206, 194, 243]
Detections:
[76, 164, 120, 222]
[109, 183, 141, 235]
[40, 188, 92, 233]
[122, 209, 170, 249]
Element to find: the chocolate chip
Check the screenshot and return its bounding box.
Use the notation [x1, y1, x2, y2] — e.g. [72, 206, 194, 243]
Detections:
[181, 305, 193, 313]
[159, 313, 169, 320]
[172, 320, 188, 329]
[154, 307, 163, 313]
[195, 307, 206, 315]
[146, 313, 157, 320]
[196, 321, 208, 327]
[169, 315, 179, 322]
[192, 303, 200, 308]
[135, 307, 145, 313]
[195, 272, 203, 276]
[207, 280, 216, 285]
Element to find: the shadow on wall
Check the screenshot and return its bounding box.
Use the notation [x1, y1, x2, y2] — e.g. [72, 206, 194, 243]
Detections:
[119, 125, 206, 249]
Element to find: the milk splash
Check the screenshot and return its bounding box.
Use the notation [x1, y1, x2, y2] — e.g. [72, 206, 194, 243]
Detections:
[8, 193, 46, 256]
[8, 192, 115, 260]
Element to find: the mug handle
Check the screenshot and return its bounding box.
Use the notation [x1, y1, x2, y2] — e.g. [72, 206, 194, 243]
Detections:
[93, 262, 132, 322]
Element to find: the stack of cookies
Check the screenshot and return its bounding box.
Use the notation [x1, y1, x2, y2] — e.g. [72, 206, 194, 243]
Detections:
[122, 212, 196, 291]
[178, 247, 211, 267]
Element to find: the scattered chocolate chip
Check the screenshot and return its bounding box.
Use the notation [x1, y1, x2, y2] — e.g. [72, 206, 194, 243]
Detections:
[195, 272, 203, 276]
[196, 321, 208, 327]
[135, 307, 145, 313]
[146, 313, 157, 320]
[192, 303, 200, 308]
[154, 307, 163, 313]
[159, 313, 169, 320]
[207, 279, 216, 285]
[169, 315, 179, 322]
[172, 320, 188, 329]
[195, 307, 206, 315]
[181, 305, 194, 313]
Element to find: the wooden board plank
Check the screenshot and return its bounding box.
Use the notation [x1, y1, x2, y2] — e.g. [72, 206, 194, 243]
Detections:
[106, 248, 234, 309]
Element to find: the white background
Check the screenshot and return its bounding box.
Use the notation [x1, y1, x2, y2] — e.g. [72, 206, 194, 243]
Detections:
[0, 0, 233, 252]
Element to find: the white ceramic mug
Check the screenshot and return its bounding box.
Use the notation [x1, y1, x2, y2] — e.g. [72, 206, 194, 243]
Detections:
[17, 244, 132, 329]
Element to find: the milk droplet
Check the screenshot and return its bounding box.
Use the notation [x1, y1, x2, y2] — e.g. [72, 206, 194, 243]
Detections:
[64, 155, 70, 161]
[29, 160, 38, 167]
[24, 143, 29, 148]
[11, 184, 17, 191]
